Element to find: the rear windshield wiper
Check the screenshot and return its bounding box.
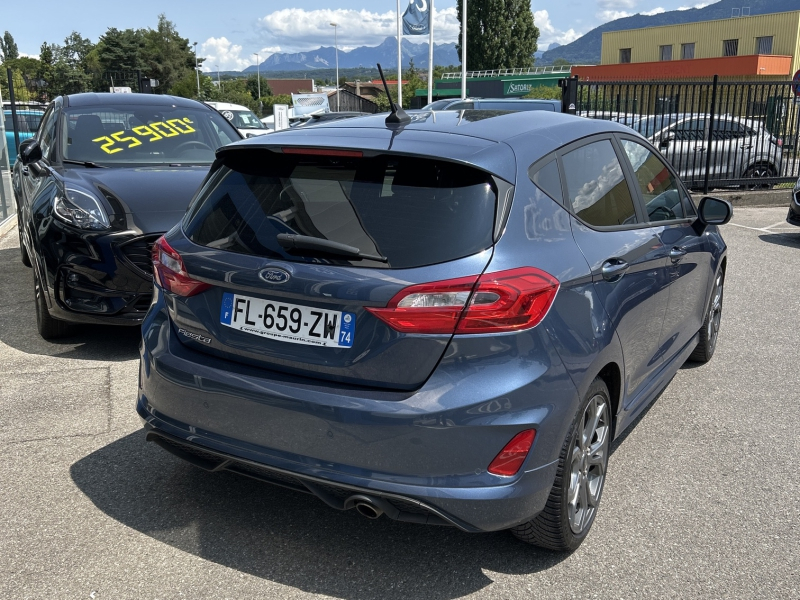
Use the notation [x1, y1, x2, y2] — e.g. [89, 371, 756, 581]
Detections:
[276, 234, 387, 263]
[62, 159, 108, 168]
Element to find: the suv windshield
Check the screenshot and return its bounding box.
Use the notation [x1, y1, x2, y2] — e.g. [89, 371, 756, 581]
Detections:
[60, 104, 239, 165]
[221, 109, 266, 130]
[184, 149, 498, 269]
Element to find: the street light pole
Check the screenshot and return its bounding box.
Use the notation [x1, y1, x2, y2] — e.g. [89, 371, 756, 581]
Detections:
[215, 64, 221, 90]
[193, 42, 200, 97]
[253, 53, 261, 99]
[461, 0, 467, 99]
[330, 22, 339, 112]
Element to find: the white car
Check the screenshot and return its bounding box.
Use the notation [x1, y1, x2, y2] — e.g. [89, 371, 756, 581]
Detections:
[204, 102, 270, 137]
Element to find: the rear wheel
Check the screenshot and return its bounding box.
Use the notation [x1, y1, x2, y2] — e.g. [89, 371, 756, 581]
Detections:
[511, 378, 611, 551]
[743, 164, 775, 190]
[34, 269, 74, 340]
[689, 269, 724, 363]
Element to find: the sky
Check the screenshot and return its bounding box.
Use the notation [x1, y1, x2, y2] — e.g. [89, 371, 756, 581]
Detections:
[5, 0, 712, 71]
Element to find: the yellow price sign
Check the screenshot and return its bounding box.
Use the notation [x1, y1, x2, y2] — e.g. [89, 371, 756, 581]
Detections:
[92, 118, 197, 155]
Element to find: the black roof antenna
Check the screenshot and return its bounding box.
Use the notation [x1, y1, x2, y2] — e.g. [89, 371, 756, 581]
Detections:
[377, 63, 410, 126]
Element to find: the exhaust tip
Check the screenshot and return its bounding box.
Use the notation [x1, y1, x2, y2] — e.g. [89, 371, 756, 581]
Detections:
[355, 502, 383, 520]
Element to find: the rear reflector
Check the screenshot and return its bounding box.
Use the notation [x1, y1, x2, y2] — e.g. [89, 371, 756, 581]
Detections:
[487, 429, 536, 476]
[282, 147, 363, 158]
[152, 236, 211, 297]
[366, 267, 559, 335]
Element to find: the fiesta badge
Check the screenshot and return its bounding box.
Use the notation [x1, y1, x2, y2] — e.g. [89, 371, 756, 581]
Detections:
[259, 267, 291, 284]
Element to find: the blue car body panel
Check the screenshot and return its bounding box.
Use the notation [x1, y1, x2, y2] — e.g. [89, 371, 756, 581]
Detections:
[138, 110, 728, 532]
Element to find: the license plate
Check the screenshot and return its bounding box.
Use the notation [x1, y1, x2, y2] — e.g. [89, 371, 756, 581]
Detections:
[220, 292, 355, 348]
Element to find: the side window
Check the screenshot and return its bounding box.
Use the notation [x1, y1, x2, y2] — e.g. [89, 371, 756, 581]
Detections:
[620, 138, 685, 222]
[37, 106, 58, 160]
[530, 159, 563, 203]
[561, 139, 638, 227]
[673, 118, 705, 142]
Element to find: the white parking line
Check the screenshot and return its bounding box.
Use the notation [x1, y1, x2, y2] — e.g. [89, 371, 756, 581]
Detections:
[729, 223, 776, 233]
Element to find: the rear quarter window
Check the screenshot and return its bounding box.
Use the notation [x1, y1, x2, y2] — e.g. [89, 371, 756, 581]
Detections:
[184, 150, 498, 269]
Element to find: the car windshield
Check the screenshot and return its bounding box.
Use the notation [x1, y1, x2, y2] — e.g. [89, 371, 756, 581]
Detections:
[221, 109, 266, 130]
[60, 104, 239, 165]
[423, 99, 456, 110]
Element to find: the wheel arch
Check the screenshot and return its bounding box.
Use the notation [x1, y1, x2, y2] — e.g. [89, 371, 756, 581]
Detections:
[595, 361, 622, 437]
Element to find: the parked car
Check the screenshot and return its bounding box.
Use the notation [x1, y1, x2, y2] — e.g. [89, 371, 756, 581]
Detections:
[424, 97, 562, 113]
[205, 101, 269, 137]
[138, 109, 731, 551]
[788, 176, 800, 226]
[620, 114, 782, 188]
[12, 92, 242, 339]
[3, 109, 44, 165]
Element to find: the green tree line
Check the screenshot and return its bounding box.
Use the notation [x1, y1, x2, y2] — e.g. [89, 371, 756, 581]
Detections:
[0, 16, 284, 115]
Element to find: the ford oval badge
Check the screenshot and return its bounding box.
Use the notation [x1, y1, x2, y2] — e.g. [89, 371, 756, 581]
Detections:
[259, 267, 291, 284]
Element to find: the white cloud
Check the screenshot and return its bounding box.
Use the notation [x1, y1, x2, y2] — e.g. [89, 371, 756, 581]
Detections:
[641, 7, 665, 16]
[597, 0, 638, 8]
[534, 10, 581, 47]
[597, 10, 632, 21]
[678, 2, 710, 9]
[255, 7, 460, 55]
[200, 37, 254, 72]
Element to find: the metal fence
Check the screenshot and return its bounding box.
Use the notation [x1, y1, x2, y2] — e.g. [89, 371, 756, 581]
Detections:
[571, 76, 800, 190]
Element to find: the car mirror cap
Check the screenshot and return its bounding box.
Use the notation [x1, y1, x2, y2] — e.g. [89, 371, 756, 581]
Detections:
[698, 196, 733, 226]
[19, 139, 42, 165]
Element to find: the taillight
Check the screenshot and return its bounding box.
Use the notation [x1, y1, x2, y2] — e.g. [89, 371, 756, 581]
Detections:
[366, 267, 559, 335]
[487, 429, 536, 476]
[151, 236, 211, 297]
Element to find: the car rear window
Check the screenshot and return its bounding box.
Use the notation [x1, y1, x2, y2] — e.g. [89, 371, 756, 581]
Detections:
[184, 149, 497, 269]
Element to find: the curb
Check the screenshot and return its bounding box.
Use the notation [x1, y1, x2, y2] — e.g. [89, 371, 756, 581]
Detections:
[0, 213, 16, 238]
[703, 189, 792, 208]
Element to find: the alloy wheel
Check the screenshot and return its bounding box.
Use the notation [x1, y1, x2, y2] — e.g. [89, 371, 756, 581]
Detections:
[568, 394, 610, 534]
[707, 273, 724, 354]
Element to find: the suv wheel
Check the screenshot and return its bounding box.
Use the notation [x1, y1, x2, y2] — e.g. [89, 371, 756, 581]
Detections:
[34, 270, 74, 340]
[511, 377, 611, 551]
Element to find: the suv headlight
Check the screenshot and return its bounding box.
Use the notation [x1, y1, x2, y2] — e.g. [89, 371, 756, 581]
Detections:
[53, 188, 110, 230]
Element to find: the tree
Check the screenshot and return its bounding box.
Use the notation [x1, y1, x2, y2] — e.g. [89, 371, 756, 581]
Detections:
[246, 74, 271, 100]
[553, 58, 571, 67]
[456, 0, 539, 71]
[1, 31, 19, 61]
[142, 14, 198, 94]
[49, 31, 95, 95]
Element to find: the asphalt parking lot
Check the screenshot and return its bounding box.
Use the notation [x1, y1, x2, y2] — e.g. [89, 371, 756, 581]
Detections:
[1, 206, 798, 600]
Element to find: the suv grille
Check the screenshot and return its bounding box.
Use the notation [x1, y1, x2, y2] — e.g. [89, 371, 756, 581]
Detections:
[118, 234, 163, 278]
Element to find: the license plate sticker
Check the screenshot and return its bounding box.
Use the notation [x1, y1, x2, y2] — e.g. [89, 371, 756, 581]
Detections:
[220, 292, 355, 348]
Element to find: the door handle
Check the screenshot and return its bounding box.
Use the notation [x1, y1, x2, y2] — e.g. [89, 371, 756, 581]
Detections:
[694, 146, 706, 152]
[741, 145, 752, 150]
[601, 259, 629, 282]
[669, 247, 687, 263]
[22, 167, 29, 176]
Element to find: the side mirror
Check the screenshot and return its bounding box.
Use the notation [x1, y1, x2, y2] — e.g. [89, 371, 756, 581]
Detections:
[659, 137, 672, 149]
[19, 138, 42, 165]
[698, 196, 733, 226]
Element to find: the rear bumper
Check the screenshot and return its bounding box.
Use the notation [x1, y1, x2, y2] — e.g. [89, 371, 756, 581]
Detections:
[137, 297, 580, 532]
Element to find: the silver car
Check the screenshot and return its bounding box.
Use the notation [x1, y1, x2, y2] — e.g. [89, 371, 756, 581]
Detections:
[627, 114, 782, 188]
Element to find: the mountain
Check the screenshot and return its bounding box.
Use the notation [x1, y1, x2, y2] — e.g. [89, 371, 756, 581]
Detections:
[540, 0, 800, 65]
[245, 37, 459, 72]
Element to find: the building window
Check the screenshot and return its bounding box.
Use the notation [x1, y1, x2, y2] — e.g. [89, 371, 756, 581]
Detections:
[620, 48, 631, 64]
[723, 39, 739, 57]
[660, 45, 673, 61]
[756, 36, 773, 54]
[681, 43, 695, 60]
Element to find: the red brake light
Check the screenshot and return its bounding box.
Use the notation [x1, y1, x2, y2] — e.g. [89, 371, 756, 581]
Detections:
[282, 147, 363, 157]
[366, 267, 559, 335]
[488, 429, 536, 476]
[151, 236, 211, 297]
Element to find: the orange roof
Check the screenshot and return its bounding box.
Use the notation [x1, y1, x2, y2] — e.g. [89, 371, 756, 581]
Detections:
[572, 55, 792, 81]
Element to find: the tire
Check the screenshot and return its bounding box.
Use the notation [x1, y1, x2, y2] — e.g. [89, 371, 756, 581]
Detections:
[511, 377, 612, 552]
[742, 164, 775, 190]
[34, 269, 74, 340]
[689, 268, 724, 363]
[18, 222, 32, 268]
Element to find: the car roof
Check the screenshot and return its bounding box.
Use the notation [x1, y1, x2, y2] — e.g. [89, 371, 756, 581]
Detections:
[63, 93, 207, 109]
[223, 110, 634, 183]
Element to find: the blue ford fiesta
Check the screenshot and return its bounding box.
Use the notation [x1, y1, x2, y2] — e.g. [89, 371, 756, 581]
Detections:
[138, 108, 731, 551]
